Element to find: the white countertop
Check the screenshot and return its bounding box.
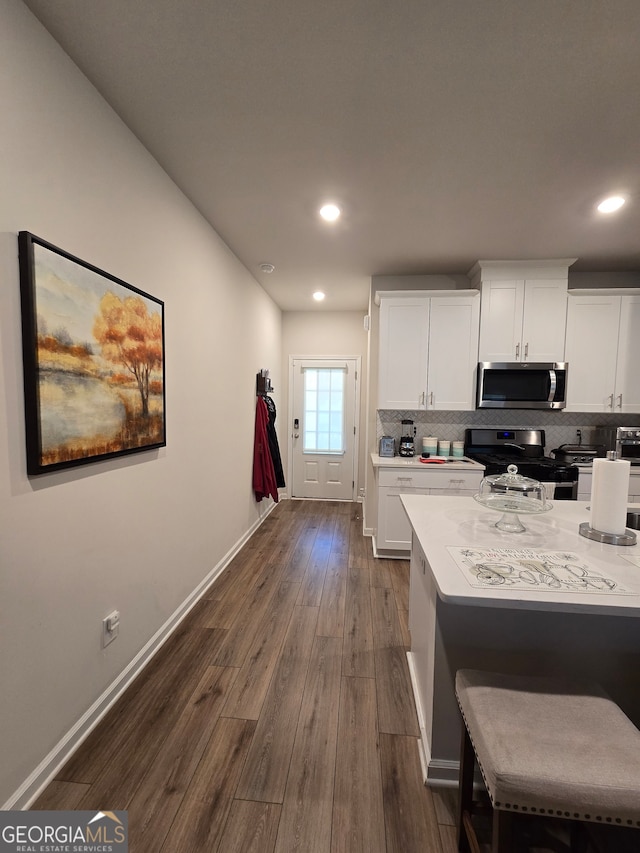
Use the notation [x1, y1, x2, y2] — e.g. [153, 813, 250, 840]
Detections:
[401, 495, 640, 616]
[371, 453, 485, 471]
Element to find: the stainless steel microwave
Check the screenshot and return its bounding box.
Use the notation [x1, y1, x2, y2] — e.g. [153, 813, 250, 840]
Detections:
[476, 362, 568, 409]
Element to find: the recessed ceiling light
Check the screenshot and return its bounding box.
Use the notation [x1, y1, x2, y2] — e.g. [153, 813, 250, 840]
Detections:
[319, 203, 341, 222]
[313, 291, 326, 301]
[597, 195, 626, 213]
[259, 262, 275, 273]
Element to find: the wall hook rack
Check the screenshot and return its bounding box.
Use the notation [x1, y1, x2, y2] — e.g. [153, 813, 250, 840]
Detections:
[256, 370, 274, 395]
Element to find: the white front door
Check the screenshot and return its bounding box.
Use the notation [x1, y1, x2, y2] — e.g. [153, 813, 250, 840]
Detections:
[290, 357, 359, 500]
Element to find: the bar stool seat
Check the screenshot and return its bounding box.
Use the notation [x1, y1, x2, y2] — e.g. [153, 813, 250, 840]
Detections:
[455, 669, 640, 852]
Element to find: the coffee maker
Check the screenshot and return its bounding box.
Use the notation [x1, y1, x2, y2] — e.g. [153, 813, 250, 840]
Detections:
[399, 419, 415, 457]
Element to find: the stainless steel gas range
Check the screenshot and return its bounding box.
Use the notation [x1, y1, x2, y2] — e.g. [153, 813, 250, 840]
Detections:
[464, 428, 579, 500]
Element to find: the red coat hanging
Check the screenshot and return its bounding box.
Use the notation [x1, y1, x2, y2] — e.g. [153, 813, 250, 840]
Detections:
[253, 395, 279, 502]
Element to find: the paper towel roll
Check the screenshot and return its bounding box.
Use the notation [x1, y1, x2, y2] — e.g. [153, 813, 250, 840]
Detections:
[590, 457, 631, 534]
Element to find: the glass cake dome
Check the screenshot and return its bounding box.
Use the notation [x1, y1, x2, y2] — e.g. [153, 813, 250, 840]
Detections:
[474, 464, 553, 533]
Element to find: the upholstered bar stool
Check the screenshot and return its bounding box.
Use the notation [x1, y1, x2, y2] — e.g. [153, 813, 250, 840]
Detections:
[455, 669, 640, 853]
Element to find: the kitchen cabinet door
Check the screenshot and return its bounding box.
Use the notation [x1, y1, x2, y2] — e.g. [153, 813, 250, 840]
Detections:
[565, 294, 620, 412]
[377, 486, 430, 551]
[478, 279, 524, 362]
[628, 472, 640, 503]
[478, 279, 567, 362]
[565, 292, 640, 414]
[378, 292, 479, 410]
[378, 296, 430, 409]
[582, 470, 640, 503]
[577, 470, 593, 502]
[375, 466, 484, 554]
[615, 294, 640, 413]
[521, 279, 569, 362]
[426, 296, 480, 410]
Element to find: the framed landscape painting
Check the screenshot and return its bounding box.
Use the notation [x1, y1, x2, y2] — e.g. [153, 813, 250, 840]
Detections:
[18, 232, 166, 474]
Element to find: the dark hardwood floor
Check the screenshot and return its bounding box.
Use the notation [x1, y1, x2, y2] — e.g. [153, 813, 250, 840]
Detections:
[33, 499, 458, 851]
[34, 499, 625, 852]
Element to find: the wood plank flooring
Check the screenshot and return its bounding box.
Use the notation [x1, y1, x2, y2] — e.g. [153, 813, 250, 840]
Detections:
[32, 501, 636, 853]
[33, 499, 603, 852]
[33, 500, 450, 851]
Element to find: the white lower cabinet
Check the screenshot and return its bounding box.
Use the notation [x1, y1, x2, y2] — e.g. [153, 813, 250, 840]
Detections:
[577, 470, 591, 502]
[375, 466, 484, 554]
[577, 469, 640, 503]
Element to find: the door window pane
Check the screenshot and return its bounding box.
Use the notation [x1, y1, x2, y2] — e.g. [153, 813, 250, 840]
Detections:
[303, 368, 345, 453]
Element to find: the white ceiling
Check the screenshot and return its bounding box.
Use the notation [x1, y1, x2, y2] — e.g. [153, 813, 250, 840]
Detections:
[22, 0, 640, 311]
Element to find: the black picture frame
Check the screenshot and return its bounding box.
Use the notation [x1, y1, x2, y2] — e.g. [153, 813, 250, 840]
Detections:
[18, 231, 166, 474]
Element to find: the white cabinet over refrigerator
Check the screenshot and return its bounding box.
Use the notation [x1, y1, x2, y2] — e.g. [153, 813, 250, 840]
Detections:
[376, 291, 480, 410]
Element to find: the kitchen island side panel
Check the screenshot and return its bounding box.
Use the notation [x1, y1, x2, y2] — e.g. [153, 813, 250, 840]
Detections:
[401, 495, 640, 786]
[428, 598, 640, 784]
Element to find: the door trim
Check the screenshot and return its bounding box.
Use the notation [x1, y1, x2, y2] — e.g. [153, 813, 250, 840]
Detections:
[287, 355, 361, 501]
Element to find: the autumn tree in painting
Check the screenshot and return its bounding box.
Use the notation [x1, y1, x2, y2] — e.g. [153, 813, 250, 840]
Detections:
[93, 292, 163, 416]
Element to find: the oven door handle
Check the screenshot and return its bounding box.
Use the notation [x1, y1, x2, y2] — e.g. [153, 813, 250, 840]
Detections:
[547, 369, 557, 402]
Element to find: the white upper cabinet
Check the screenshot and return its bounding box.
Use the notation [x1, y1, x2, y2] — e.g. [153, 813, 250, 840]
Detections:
[471, 260, 575, 363]
[565, 291, 640, 413]
[617, 294, 640, 412]
[378, 295, 430, 410]
[377, 291, 480, 410]
[427, 297, 480, 410]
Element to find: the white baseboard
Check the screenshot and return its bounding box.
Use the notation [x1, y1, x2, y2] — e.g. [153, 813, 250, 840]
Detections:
[5, 502, 277, 811]
[372, 535, 409, 560]
[406, 651, 461, 789]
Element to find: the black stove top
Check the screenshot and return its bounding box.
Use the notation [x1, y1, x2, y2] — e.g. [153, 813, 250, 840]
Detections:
[468, 452, 579, 482]
[464, 428, 579, 483]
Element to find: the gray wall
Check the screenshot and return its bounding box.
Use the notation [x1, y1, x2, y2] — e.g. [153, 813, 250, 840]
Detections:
[281, 311, 369, 498]
[1, 0, 281, 806]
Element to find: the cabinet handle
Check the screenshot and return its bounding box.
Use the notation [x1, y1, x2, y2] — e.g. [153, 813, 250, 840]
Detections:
[429, 391, 434, 407]
[607, 394, 614, 409]
[617, 394, 623, 409]
[524, 342, 529, 360]
[420, 391, 425, 406]
[515, 342, 520, 360]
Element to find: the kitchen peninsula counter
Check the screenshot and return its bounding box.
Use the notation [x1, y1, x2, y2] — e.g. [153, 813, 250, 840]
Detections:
[371, 453, 485, 471]
[401, 495, 640, 787]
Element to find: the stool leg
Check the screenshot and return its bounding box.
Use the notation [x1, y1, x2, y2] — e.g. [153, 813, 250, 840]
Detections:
[569, 820, 589, 853]
[457, 724, 477, 853]
[492, 808, 514, 853]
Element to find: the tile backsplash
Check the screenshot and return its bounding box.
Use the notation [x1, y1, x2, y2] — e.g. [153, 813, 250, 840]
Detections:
[376, 409, 640, 453]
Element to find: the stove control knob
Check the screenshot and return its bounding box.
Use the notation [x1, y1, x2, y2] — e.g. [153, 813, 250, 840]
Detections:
[635, 430, 640, 438]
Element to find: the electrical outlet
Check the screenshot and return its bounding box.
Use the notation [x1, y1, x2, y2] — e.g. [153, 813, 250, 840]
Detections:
[102, 610, 120, 648]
